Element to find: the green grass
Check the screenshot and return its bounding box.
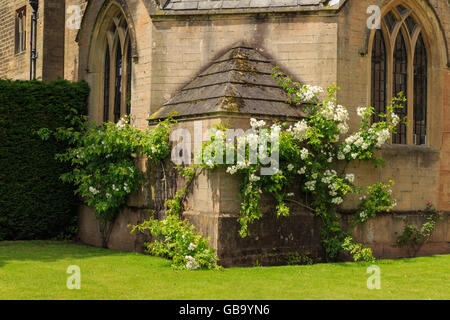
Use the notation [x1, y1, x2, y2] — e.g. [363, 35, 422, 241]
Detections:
[0, 241, 448, 300]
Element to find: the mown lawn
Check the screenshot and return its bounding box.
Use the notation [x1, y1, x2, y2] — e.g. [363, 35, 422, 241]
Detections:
[0, 241, 448, 300]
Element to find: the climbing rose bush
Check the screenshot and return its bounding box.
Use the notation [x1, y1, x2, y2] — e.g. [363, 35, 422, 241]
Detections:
[197, 68, 404, 261]
[131, 214, 220, 270]
[53, 115, 175, 245]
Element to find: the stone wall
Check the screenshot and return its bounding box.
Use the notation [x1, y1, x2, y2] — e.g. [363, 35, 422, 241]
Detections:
[350, 210, 450, 259]
[75, 0, 449, 266]
[336, 0, 449, 212]
[440, 67, 450, 212]
[1, 0, 448, 265]
[0, 0, 43, 80]
[76, 0, 154, 129]
[428, 0, 450, 62]
[77, 116, 449, 266]
[64, 0, 88, 81]
[149, 12, 338, 115]
[42, 0, 66, 81]
[0, 0, 67, 81]
[432, 0, 450, 211]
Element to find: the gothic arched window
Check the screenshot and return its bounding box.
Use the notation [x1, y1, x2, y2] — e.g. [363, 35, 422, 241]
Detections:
[102, 12, 132, 123]
[126, 41, 132, 116]
[392, 30, 408, 144]
[413, 34, 427, 145]
[370, 4, 429, 146]
[103, 45, 110, 122]
[113, 42, 123, 123]
[371, 29, 387, 124]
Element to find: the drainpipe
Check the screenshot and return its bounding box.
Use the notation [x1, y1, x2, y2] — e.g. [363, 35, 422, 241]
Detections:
[29, 0, 39, 80]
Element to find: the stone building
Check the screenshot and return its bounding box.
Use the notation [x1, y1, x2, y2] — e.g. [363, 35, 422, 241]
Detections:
[0, 0, 449, 265]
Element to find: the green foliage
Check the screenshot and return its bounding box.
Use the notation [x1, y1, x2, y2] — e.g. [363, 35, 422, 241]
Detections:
[197, 69, 402, 262]
[0, 79, 89, 240]
[131, 163, 220, 270]
[342, 237, 375, 263]
[354, 180, 396, 224]
[164, 165, 196, 216]
[52, 115, 175, 245]
[396, 202, 440, 257]
[44, 104, 219, 268]
[286, 252, 314, 266]
[131, 214, 220, 270]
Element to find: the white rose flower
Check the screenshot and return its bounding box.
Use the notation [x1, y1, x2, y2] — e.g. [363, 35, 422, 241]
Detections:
[289, 120, 309, 141]
[338, 123, 349, 134]
[300, 148, 309, 160]
[226, 166, 237, 175]
[343, 145, 351, 154]
[89, 187, 99, 195]
[297, 85, 323, 102]
[185, 255, 200, 270]
[331, 197, 344, 205]
[357, 107, 367, 117]
[205, 160, 214, 167]
[305, 180, 316, 191]
[345, 173, 355, 183]
[249, 173, 260, 182]
[250, 118, 266, 129]
[391, 113, 400, 126]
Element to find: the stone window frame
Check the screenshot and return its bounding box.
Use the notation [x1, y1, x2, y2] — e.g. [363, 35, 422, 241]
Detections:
[369, 3, 431, 147]
[86, 1, 135, 124]
[14, 6, 27, 54]
[102, 11, 132, 123]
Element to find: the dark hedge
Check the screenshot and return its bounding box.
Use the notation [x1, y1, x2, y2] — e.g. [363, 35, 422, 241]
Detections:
[0, 79, 89, 240]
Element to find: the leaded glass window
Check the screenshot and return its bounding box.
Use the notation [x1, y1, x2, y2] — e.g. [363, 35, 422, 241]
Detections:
[392, 31, 408, 144]
[371, 29, 387, 124]
[114, 43, 123, 123]
[126, 41, 132, 116]
[102, 14, 132, 123]
[103, 45, 110, 122]
[413, 34, 427, 145]
[370, 4, 429, 146]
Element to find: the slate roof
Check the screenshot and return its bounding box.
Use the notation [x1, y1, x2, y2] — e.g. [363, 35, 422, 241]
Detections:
[150, 46, 305, 120]
[162, 0, 329, 11]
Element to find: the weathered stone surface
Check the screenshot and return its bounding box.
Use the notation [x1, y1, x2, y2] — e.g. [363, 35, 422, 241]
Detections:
[1, 0, 449, 266]
[161, 0, 328, 10]
[78, 205, 152, 253]
[215, 211, 324, 267]
[150, 46, 305, 120]
[0, 0, 69, 81]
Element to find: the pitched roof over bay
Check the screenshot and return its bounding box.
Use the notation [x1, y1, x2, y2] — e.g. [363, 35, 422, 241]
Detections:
[149, 46, 305, 121]
[162, 0, 329, 11]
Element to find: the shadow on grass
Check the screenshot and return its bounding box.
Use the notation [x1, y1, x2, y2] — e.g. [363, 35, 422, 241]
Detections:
[0, 240, 143, 268]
